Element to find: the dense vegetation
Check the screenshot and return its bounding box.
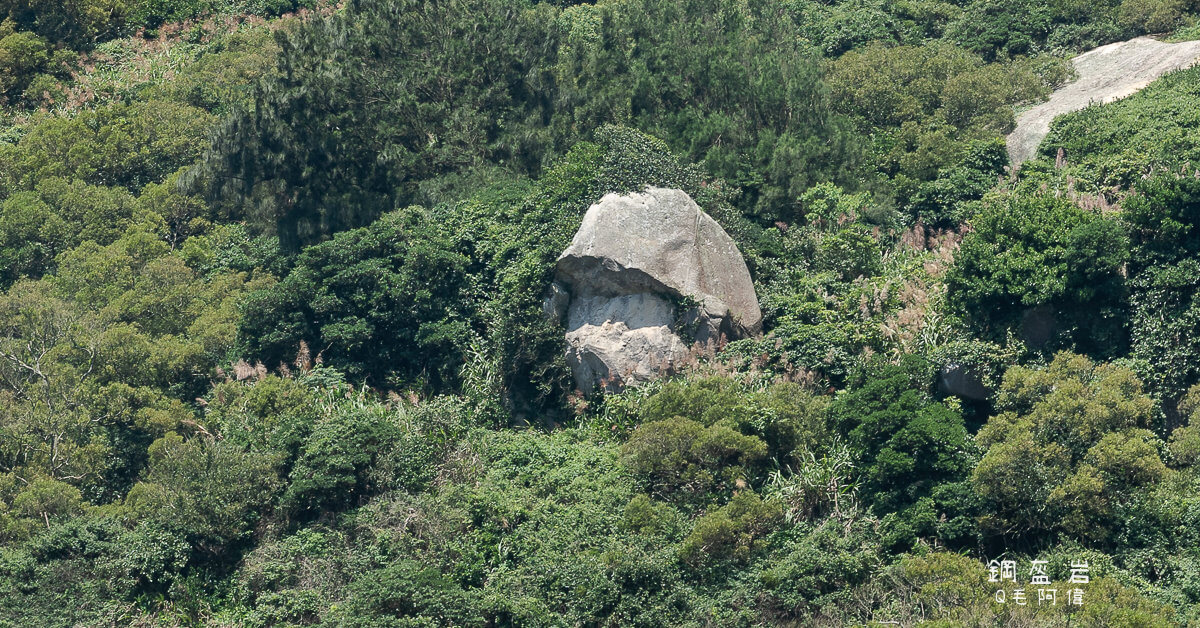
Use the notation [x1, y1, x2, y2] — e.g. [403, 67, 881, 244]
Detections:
[3, 0, 1200, 625]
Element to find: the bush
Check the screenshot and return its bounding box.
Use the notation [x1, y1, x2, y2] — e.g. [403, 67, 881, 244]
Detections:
[1120, 0, 1192, 33]
[972, 353, 1165, 544]
[620, 415, 767, 503]
[0, 0, 125, 48]
[946, 192, 1129, 357]
[124, 433, 281, 563]
[678, 491, 782, 567]
[0, 25, 50, 100]
[830, 357, 973, 524]
[282, 401, 402, 517]
[239, 208, 473, 390]
[331, 559, 482, 627]
[1, 100, 214, 194]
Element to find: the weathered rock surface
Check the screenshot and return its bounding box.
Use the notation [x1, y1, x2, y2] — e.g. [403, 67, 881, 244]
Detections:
[938, 364, 990, 402]
[551, 187, 762, 391]
[1007, 36, 1200, 165]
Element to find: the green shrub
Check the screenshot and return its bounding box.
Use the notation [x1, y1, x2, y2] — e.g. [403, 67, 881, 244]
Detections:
[0, 25, 50, 100]
[124, 433, 281, 562]
[620, 415, 768, 502]
[239, 208, 473, 390]
[0, 0, 125, 48]
[331, 559, 482, 627]
[830, 357, 974, 523]
[679, 491, 782, 567]
[282, 401, 402, 517]
[972, 353, 1164, 544]
[946, 192, 1129, 358]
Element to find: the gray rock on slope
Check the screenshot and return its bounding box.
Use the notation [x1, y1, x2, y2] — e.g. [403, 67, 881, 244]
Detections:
[551, 187, 762, 391]
[1007, 36, 1200, 165]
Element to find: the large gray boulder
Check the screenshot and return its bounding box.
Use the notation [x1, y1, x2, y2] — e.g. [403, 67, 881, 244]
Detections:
[551, 187, 762, 391]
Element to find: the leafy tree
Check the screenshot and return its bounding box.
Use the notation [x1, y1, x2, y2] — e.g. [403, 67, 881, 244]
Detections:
[946, 192, 1128, 358]
[0, 192, 68, 288]
[551, 0, 861, 223]
[194, 0, 559, 250]
[639, 377, 830, 465]
[0, 100, 213, 194]
[239, 207, 473, 390]
[902, 136, 1008, 226]
[0, 0, 125, 48]
[282, 400, 402, 518]
[678, 491, 782, 568]
[1122, 175, 1200, 412]
[1124, 174, 1200, 273]
[829, 357, 974, 548]
[972, 353, 1164, 545]
[1120, 0, 1195, 33]
[0, 22, 51, 101]
[331, 560, 483, 627]
[620, 415, 767, 503]
[124, 433, 281, 563]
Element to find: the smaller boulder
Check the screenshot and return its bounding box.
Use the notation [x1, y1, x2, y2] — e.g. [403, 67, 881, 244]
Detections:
[937, 363, 990, 402]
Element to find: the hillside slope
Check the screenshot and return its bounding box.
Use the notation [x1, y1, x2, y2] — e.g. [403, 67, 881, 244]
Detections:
[1008, 36, 1200, 164]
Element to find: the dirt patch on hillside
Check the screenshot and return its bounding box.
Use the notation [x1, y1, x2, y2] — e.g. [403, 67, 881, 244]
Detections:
[1007, 37, 1200, 165]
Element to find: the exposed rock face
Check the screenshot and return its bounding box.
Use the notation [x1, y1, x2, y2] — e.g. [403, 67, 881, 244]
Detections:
[551, 187, 762, 391]
[1020, 304, 1058, 348]
[938, 364, 990, 402]
[1007, 36, 1200, 165]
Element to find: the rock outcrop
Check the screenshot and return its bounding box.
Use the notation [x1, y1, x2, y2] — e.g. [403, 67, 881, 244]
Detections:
[550, 187, 762, 391]
[1007, 36, 1200, 165]
[937, 364, 990, 402]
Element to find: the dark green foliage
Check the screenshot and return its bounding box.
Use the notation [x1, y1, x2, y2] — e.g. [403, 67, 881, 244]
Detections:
[195, 0, 862, 249]
[551, 0, 861, 224]
[282, 401, 402, 517]
[946, 192, 1129, 357]
[621, 415, 768, 502]
[639, 377, 831, 465]
[204, 374, 321, 466]
[1130, 259, 1200, 412]
[0, 191, 68, 287]
[0, 23, 54, 103]
[788, 0, 927, 56]
[0, 0, 125, 48]
[826, 40, 1069, 216]
[947, 0, 1138, 61]
[195, 0, 561, 250]
[1111, 152, 1200, 418]
[619, 378, 831, 506]
[830, 358, 974, 536]
[1124, 174, 1200, 273]
[239, 208, 472, 389]
[129, 0, 313, 29]
[757, 518, 882, 619]
[740, 258, 893, 387]
[948, 0, 1055, 60]
[903, 137, 1009, 226]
